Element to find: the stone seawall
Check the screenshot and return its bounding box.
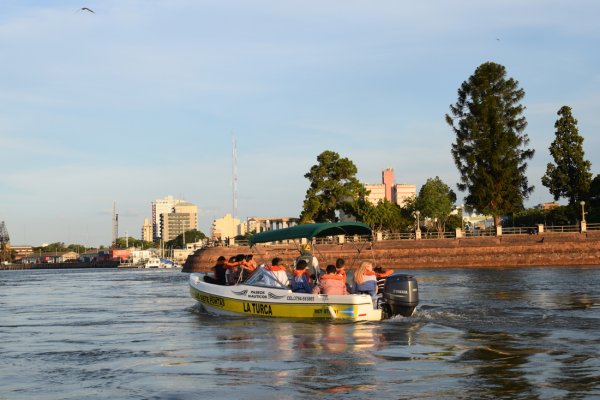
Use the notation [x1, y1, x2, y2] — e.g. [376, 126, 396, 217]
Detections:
[0, 261, 120, 270]
[183, 231, 600, 273]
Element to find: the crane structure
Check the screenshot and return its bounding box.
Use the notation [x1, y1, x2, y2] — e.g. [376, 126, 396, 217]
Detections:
[0, 221, 10, 263]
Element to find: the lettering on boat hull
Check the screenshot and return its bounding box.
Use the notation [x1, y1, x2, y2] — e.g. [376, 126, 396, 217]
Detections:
[243, 302, 273, 316]
[198, 293, 225, 308]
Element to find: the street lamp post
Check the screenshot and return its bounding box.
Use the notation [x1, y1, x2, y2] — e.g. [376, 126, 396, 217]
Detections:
[580, 200, 587, 233]
[415, 210, 421, 240]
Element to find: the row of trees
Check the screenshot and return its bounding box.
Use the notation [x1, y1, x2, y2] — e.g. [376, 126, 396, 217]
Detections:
[29, 229, 209, 254]
[299, 62, 596, 232]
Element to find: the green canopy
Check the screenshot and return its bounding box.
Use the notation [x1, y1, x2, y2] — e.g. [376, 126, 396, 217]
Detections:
[248, 222, 372, 246]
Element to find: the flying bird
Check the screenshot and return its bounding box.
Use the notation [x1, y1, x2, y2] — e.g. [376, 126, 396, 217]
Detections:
[81, 7, 95, 13]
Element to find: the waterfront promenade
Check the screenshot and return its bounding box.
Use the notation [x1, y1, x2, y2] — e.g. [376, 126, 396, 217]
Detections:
[183, 231, 600, 272]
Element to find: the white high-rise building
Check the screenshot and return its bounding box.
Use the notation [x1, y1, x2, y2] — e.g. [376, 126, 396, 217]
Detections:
[152, 196, 177, 241]
[151, 196, 199, 241]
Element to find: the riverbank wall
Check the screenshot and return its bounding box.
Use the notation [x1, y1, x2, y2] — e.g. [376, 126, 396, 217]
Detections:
[0, 261, 120, 270]
[182, 231, 600, 272]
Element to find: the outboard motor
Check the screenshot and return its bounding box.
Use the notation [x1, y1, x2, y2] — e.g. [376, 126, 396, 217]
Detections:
[381, 274, 418, 318]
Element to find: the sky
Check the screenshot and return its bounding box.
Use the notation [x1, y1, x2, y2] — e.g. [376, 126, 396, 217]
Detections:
[1, 1, 599, 247]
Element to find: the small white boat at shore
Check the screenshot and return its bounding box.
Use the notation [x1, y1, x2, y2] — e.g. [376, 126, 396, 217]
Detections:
[142, 257, 179, 269]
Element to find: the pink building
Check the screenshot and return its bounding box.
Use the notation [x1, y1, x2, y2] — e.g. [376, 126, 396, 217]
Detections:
[364, 168, 416, 207]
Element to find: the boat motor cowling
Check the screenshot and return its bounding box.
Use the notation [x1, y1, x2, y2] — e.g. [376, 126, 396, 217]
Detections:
[382, 274, 418, 318]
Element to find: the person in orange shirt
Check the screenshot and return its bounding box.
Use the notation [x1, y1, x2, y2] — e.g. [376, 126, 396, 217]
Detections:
[244, 254, 257, 271]
[374, 265, 394, 279]
[233, 254, 257, 282]
[312, 265, 348, 295]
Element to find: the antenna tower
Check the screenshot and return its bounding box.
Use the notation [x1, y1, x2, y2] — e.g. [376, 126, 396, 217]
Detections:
[232, 134, 238, 219]
[112, 202, 119, 248]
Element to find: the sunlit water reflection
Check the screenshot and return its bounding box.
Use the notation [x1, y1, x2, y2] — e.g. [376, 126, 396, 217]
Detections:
[1, 267, 599, 399]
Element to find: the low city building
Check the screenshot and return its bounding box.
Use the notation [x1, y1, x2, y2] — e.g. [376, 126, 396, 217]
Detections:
[212, 214, 243, 240]
[536, 202, 560, 211]
[21, 251, 79, 264]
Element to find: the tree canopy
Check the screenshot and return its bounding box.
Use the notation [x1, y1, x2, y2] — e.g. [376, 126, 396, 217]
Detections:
[446, 62, 534, 227]
[349, 199, 408, 233]
[541, 106, 592, 209]
[588, 174, 600, 222]
[115, 236, 154, 250]
[166, 229, 206, 249]
[300, 150, 368, 223]
[415, 176, 456, 236]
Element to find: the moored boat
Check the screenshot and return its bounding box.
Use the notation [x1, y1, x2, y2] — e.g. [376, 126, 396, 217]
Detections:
[189, 222, 419, 322]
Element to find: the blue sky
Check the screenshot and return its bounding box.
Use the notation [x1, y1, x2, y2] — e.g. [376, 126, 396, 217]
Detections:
[1, 1, 599, 247]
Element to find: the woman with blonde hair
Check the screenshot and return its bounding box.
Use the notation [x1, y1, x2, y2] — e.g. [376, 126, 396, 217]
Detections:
[352, 261, 378, 299]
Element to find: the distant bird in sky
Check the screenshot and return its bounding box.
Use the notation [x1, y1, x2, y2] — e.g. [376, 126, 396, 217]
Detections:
[81, 7, 95, 13]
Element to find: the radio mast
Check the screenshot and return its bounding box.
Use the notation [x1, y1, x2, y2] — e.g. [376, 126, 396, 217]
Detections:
[232, 134, 238, 219]
[112, 202, 118, 248]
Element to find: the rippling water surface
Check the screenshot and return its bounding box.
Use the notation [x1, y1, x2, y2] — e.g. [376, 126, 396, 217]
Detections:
[1, 267, 599, 399]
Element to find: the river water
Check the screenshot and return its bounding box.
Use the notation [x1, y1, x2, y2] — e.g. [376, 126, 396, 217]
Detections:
[1, 267, 599, 399]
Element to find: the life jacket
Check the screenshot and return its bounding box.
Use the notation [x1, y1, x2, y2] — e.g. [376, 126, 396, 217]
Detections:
[320, 273, 344, 281]
[265, 265, 286, 271]
[291, 270, 311, 293]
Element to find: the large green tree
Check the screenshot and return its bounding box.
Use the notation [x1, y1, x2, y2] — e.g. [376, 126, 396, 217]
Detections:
[415, 177, 456, 236]
[541, 106, 592, 209]
[588, 174, 600, 222]
[350, 199, 407, 233]
[167, 229, 207, 249]
[446, 62, 535, 227]
[300, 150, 368, 223]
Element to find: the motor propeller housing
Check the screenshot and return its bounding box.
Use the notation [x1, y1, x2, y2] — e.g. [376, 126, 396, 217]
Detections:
[381, 274, 419, 318]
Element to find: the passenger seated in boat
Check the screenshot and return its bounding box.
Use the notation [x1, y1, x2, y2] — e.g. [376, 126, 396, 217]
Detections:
[336, 258, 353, 293]
[204, 256, 233, 285]
[244, 254, 257, 272]
[374, 265, 394, 293]
[264, 257, 290, 286]
[290, 260, 312, 293]
[312, 264, 348, 295]
[352, 261, 378, 299]
[233, 254, 257, 283]
[296, 243, 321, 278]
[229, 254, 252, 284]
[225, 255, 245, 284]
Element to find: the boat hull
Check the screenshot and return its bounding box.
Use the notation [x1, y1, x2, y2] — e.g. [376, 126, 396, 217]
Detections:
[189, 273, 381, 322]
